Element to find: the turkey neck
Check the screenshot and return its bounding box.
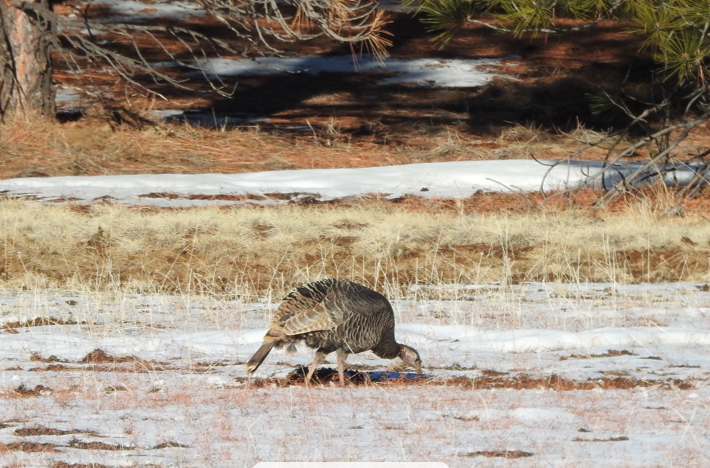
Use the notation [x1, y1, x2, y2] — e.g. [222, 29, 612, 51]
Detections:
[371, 326, 400, 359]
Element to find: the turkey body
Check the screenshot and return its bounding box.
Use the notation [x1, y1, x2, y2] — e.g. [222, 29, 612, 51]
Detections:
[245, 278, 421, 385]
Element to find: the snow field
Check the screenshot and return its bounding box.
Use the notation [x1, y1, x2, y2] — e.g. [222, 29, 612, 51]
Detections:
[0, 383, 707, 467]
[0, 283, 708, 467]
[0, 160, 706, 207]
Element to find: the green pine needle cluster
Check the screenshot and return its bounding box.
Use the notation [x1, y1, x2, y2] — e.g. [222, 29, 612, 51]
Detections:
[496, 0, 558, 35]
[409, 0, 710, 85]
[402, 0, 489, 47]
[632, 0, 710, 84]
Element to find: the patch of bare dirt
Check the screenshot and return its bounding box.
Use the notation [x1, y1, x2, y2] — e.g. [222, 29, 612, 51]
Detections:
[573, 436, 630, 442]
[12, 384, 53, 397]
[25, 350, 171, 373]
[52, 463, 114, 468]
[2, 317, 80, 331]
[0, 441, 60, 453]
[67, 439, 129, 451]
[560, 349, 635, 360]
[14, 426, 94, 437]
[0, 437, 128, 454]
[79, 349, 136, 364]
[244, 367, 696, 390]
[152, 441, 190, 449]
[442, 374, 694, 391]
[462, 450, 534, 458]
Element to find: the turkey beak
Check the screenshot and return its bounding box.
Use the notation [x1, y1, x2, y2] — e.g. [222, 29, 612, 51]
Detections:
[415, 362, 422, 376]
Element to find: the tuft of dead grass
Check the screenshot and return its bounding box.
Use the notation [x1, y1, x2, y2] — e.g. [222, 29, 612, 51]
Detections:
[498, 122, 551, 143]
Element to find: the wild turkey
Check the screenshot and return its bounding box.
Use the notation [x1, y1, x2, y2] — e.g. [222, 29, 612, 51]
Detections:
[246, 278, 421, 385]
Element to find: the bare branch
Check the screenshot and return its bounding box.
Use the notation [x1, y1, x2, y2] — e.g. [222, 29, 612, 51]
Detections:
[12, 0, 390, 113]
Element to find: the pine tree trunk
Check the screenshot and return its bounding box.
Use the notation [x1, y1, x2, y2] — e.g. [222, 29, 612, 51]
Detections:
[0, 0, 55, 121]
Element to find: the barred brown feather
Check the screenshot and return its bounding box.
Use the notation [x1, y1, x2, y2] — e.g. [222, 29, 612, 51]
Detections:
[245, 278, 422, 385]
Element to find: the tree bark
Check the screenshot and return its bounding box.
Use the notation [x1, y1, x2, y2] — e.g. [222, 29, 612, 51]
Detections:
[0, 0, 54, 121]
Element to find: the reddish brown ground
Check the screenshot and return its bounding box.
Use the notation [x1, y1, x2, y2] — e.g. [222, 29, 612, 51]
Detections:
[53, 7, 649, 132]
[237, 366, 696, 390]
[12, 359, 696, 391]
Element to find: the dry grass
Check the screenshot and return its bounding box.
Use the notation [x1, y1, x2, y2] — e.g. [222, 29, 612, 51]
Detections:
[1, 199, 709, 298]
[2, 115, 710, 299]
[5, 114, 701, 181]
[0, 117, 493, 180]
[0, 117, 384, 179]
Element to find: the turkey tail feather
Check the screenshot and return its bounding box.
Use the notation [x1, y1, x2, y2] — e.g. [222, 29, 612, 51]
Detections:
[245, 342, 276, 373]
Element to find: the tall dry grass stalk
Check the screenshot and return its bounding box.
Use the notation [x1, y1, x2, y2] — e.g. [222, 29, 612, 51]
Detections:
[1, 200, 709, 300]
